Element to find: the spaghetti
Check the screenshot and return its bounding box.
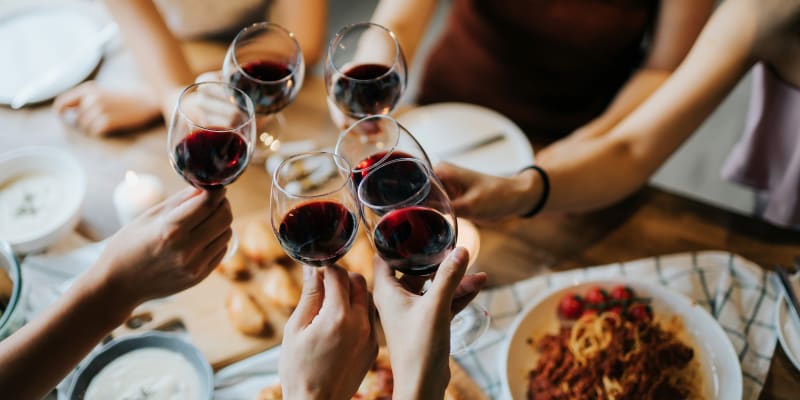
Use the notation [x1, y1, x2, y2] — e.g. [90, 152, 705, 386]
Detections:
[527, 312, 701, 400]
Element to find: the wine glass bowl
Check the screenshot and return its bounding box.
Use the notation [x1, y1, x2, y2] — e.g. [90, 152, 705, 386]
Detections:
[325, 22, 407, 127]
[358, 158, 457, 276]
[223, 22, 304, 116]
[167, 82, 255, 190]
[335, 115, 430, 188]
[270, 152, 359, 267]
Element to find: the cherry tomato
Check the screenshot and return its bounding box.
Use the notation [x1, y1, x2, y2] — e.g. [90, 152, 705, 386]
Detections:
[610, 286, 635, 305]
[607, 305, 624, 317]
[628, 303, 653, 324]
[558, 294, 585, 320]
[581, 308, 598, 319]
[584, 287, 609, 309]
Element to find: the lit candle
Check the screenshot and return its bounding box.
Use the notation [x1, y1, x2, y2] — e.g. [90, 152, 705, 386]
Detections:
[113, 171, 166, 225]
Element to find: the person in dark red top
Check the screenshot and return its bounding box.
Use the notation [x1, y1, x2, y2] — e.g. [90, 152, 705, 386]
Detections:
[373, 0, 713, 146]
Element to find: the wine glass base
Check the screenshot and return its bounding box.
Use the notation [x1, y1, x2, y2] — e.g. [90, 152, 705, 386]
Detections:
[450, 302, 491, 355]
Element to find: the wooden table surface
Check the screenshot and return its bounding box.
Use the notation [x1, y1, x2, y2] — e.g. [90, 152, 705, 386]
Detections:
[3, 59, 800, 399]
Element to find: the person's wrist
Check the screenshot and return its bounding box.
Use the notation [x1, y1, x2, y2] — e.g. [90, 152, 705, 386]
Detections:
[282, 383, 336, 400]
[74, 262, 138, 327]
[391, 352, 450, 400]
[511, 169, 543, 217]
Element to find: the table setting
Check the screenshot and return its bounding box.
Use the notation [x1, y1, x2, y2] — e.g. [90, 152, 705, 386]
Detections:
[1, 2, 800, 400]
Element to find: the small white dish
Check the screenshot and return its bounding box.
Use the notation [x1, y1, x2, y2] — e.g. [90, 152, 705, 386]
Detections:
[397, 103, 535, 176]
[501, 279, 742, 400]
[775, 274, 800, 372]
[0, 147, 86, 253]
[0, 6, 103, 106]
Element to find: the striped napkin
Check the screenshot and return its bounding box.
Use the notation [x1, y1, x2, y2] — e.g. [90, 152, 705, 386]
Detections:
[457, 251, 778, 399]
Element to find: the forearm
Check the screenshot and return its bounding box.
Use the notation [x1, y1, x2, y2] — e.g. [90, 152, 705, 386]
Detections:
[371, 0, 437, 63]
[526, 1, 755, 214]
[104, 0, 194, 116]
[271, 0, 327, 67]
[0, 272, 133, 398]
[565, 69, 671, 141]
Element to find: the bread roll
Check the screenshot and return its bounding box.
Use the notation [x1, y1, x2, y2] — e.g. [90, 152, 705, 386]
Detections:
[241, 220, 286, 264]
[216, 249, 250, 281]
[259, 264, 301, 310]
[226, 288, 272, 337]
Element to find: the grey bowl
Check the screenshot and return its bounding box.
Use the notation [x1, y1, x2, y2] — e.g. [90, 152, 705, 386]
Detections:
[67, 331, 213, 400]
[0, 241, 24, 339]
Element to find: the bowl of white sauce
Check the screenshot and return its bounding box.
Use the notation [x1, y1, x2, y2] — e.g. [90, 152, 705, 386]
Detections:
[0, 147, 86, 253]
[67, 331, 213, 400]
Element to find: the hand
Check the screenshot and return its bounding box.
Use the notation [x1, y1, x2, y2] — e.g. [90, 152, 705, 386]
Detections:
[280, 266, 378, 400]
[434, 162, 542, 221]
[89, 187, 232, 309]
[372, 247, 487, 399]
[54, 81, 161, 136]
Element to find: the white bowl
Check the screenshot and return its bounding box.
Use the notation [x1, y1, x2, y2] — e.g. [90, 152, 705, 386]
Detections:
[0, 147, 86, 253]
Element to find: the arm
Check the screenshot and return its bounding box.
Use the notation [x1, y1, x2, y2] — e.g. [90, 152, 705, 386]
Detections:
[370, 0, 438, 63]
[436, 0, 757, 219]
[104, 0, 195, 117]
[553, 0, 715, 142]
[0, 188, 232, 398]
[270, 0, 327, 66]
[533, 0, 756, 213]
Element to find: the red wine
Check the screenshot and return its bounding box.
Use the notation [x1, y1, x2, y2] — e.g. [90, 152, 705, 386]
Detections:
[174, 129, 248, 189]
[373, 206, 454, 275]
[359, 158, 429, 208]
[333, 63, 402, 117]
[230, 60, 294, 114]
[352, 150, 415, 187]
[278, 200, 357, 266]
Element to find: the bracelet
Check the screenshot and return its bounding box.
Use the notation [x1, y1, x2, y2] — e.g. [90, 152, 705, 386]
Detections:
[519, 165, 550, 218]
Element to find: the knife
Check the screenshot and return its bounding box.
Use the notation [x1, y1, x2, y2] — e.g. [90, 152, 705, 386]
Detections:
[436, 132, 506, 160]
[775, 265, 800, 333]
[10, 24, 118, 109]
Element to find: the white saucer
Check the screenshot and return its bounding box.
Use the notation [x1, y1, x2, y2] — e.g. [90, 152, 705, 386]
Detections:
[397, 103, 535, 176]
[775, 274, 800, 372]
[0, 6, 103, 106]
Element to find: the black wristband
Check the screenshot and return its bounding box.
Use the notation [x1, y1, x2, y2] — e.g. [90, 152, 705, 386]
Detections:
[519, 165, 549, 218]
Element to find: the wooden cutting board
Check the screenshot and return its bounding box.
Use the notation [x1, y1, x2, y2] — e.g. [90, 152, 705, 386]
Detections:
[113, 269, 288, 369]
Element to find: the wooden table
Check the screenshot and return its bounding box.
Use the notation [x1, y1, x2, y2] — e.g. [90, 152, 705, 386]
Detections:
[3, 67, 799, 400]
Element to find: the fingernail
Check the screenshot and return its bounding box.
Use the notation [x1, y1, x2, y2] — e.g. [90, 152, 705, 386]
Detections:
[449, 247, 468, 264]
[303, 265, 314, 281]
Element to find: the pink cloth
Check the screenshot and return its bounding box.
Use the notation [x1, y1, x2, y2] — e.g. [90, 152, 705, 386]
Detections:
[722, 63, 800, 228]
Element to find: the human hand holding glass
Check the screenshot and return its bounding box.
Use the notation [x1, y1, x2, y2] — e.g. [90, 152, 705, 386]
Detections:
[358, 158, 490, 353]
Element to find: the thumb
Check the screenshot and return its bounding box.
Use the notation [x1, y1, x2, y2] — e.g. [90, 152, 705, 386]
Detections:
[287, 266, 325, 329]
[429, 247, 470, 304]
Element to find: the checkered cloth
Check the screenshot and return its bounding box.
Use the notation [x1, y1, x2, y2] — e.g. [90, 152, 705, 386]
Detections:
[457, 251, 778, 399]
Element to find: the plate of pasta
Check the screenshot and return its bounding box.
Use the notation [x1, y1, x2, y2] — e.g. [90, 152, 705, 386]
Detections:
[501, 280, 741, 400]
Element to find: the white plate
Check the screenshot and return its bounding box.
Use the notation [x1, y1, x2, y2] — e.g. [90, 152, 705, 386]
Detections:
[0, 7, 103, 105]
[775, 275, 800, 372]
[501, 280, 742, 400]
[397, 103, 535, 176]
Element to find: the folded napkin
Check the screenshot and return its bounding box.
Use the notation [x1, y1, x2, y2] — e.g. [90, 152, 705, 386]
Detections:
[458, 251, 778, 399]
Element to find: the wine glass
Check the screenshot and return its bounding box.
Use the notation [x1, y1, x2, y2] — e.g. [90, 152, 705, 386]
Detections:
[167, 81, 256, 256]
[358, 158, 490, 353]
[223, 22, 305, 162]
[335, 114, 431, 188]
[325, 22, 407, 129]
[270, 152, 359, 267]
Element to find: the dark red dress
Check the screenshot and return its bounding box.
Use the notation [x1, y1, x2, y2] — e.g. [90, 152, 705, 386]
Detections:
[418, 0, 658, 143]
